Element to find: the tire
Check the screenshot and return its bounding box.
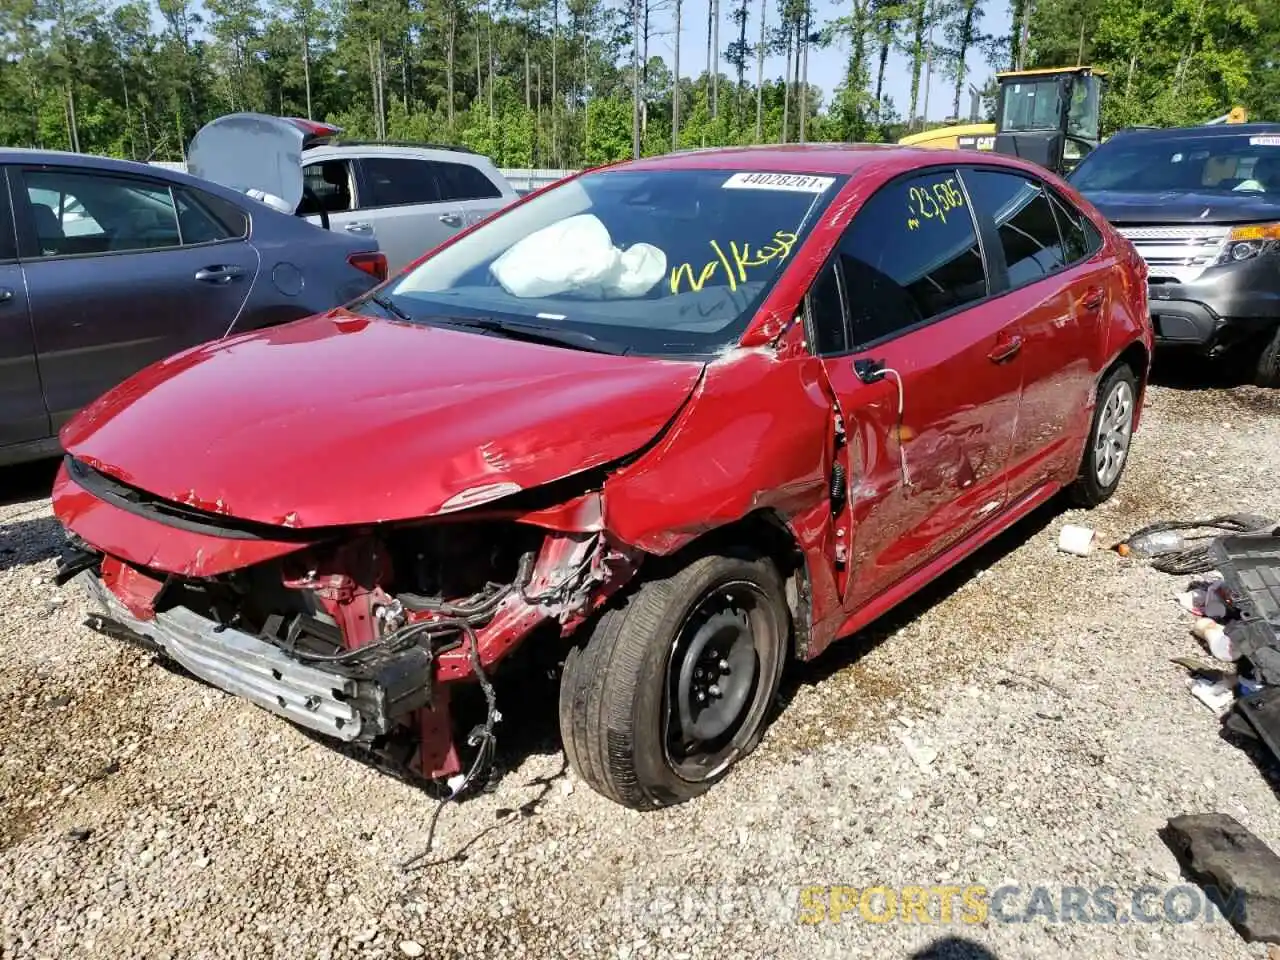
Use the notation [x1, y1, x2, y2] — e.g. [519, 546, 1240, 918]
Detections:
[558, 548, 789, 810]
[1255, 325, 1280, 388]
[1068, 362, 1138, 507]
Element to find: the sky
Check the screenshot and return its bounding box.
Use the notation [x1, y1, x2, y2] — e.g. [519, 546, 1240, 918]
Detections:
[644, 0, 1013, 123]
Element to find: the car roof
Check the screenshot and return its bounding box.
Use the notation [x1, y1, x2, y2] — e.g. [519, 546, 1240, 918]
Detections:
[1108, 122, 1280, 141]
[0, 147, 179, 176]
[607, 143, 1045, 176]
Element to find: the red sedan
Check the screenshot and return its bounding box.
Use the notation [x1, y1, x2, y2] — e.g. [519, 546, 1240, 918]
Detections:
[51, 145, 1152, 809]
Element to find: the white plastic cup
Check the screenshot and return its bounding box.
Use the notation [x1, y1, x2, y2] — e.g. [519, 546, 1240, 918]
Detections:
[1193, 616, 1240, 662]
[1058, 524, 1095, 556]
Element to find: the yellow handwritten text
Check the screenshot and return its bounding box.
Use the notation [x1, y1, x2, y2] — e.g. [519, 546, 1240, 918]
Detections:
[907, 177, 965, 230]
[669, 231, 799, 294]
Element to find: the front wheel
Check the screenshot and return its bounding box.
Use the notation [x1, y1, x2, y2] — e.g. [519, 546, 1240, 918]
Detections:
[1254, 325, 1280, 388]
[558, 549, 789, 810]
[1068, 362, 1138, 507]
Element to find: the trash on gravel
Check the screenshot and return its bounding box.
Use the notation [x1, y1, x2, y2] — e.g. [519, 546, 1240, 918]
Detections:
[1057, 524, 1095, 556]
[1116, 514, 1274, 574]
[1188, 676, 1236, 715]
[1193, 616, 1241, 662]
[1161, 812, 1280, 944]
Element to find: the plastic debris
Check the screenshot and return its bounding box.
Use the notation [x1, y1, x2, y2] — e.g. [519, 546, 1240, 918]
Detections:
[1193, 616, 1241, 662]
[1127, 529, 1185, 558]
[1057, 524, 1095, 556]
[1188, 676, 1236, 716]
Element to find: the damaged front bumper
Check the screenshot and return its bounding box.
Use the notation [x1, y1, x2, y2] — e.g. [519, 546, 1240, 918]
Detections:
[73, 569, 432, 743]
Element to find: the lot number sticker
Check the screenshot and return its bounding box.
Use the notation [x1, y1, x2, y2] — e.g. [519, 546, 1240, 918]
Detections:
[1249, 135, 1280, 147]
[722, 172, 835, 192]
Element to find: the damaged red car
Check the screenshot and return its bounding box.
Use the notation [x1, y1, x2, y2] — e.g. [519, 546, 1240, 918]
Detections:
[52, 146, 1153, 810]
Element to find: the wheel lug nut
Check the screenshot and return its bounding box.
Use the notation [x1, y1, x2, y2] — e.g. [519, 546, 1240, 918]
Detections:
[696, 691, 706, 702]
[694, 668, 704, 679]
[708, 684, 721, 698]
[718, 659, 729, 671]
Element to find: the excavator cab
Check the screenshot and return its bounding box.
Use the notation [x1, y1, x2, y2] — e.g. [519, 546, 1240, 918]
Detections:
[991, 66, 1106, 175]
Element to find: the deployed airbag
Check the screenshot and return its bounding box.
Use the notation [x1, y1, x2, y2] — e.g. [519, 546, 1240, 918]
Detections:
[490, 214, 666, 299]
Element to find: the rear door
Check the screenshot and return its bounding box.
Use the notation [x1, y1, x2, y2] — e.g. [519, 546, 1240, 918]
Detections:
[814, 167, 1025, 611]
[353, 155, 460, 272]
[958, 167, 1102, 500]
[14, 164, 260, 429]
[0, 168, 48, 447]
[432, 157, 514, 228]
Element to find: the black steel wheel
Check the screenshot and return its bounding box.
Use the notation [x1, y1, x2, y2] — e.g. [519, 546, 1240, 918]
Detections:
[559, 548, 788, 810]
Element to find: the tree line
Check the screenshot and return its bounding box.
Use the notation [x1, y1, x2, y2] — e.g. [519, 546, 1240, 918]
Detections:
[1, 0, 1277, 170]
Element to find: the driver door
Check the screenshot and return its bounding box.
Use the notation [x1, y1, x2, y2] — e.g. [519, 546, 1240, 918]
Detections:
[810, 168, 1024, 615]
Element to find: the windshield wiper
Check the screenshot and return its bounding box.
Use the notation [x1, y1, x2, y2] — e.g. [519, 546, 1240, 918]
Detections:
[437, 316, 630, 355]
[364, 292, 415, 325]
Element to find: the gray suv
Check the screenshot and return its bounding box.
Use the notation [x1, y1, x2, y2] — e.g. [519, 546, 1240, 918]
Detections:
[189, 115, 520, 274]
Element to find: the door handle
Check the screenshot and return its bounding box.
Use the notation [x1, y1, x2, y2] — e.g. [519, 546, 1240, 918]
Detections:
[0, 287, 12, 303]
[438, 212, 462, 227]
[195, 265, 247, 284]
[344, 222, 374, 234]
[1082, 287, 1106, 311]
[987, 333, 1024, 363]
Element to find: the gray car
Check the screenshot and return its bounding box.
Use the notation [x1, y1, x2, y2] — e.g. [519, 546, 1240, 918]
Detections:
[0, 148, 384, 467]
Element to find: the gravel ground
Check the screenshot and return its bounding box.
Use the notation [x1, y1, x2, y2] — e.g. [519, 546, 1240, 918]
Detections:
[2, 373, 1280, 960]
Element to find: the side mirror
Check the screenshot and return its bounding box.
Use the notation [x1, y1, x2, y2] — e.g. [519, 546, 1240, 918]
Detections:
[854, 357, 887, 383]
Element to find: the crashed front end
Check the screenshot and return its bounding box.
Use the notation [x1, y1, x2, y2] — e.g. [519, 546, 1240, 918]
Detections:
[54, 455, 638, 786]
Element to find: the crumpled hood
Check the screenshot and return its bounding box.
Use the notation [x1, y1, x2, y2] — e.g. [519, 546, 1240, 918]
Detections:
[61, 312, 703, 529]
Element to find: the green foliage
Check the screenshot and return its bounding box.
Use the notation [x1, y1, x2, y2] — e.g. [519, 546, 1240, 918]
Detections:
[0, 0, 1274, 168]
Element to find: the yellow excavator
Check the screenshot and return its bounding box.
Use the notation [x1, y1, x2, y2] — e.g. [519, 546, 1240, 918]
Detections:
[898, 65, 1248, 176]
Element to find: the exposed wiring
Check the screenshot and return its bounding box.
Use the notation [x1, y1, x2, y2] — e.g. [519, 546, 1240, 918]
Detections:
[397, 617, 502, 872]
[879, 366, 912, 488]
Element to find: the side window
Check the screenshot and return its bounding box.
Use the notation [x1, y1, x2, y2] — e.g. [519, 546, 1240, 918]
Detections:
[434, 161, 503, 201]
[838, 170, 987, 345]
[174, 188, 248, 244]
[1046, 189, 1102, 265]
[807, 261, 847, 355]
[961, 169, 1066, 287]
[299, 160, 354, 214]
[361, 157, 442, 207]
[23, 169, 180, 258]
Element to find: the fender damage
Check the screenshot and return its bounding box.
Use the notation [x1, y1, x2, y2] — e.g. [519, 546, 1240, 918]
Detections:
[53, 317, 837, 787]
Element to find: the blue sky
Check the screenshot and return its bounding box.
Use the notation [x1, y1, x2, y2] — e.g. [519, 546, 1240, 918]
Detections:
[646, 0, 1012, 122]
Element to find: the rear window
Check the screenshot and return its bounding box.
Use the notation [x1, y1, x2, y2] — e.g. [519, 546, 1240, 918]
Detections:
[1070, 132, 1280, 193]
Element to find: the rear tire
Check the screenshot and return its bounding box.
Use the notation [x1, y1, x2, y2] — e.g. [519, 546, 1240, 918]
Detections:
[1254, 325, 1280, 388]
[558, 549, 788, 810]
[1068, 362, 1138, 507]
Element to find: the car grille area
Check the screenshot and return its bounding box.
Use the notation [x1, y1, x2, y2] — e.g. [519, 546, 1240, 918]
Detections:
[1114, 225, 1230, 285]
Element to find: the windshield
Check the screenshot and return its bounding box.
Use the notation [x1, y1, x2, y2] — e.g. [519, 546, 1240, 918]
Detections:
[366, 167, 845, 357]
[1000, 79, 1062, 132]
[1070, 132, 1280, 193]
[1066, 77, 1101, 141]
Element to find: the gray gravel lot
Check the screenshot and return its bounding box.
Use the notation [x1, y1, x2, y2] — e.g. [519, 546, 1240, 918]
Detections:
[2, 375, 1279, 960]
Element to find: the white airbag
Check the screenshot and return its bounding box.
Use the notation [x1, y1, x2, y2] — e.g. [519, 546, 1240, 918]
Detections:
[489, 213, 666, 298]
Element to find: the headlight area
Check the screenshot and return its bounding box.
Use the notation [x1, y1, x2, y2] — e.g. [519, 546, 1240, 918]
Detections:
[1217, 222, 1280, 264]
[68, 510, 641, 793]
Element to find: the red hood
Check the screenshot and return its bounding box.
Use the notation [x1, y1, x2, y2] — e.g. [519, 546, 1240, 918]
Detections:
[61, 312, 703, 528]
